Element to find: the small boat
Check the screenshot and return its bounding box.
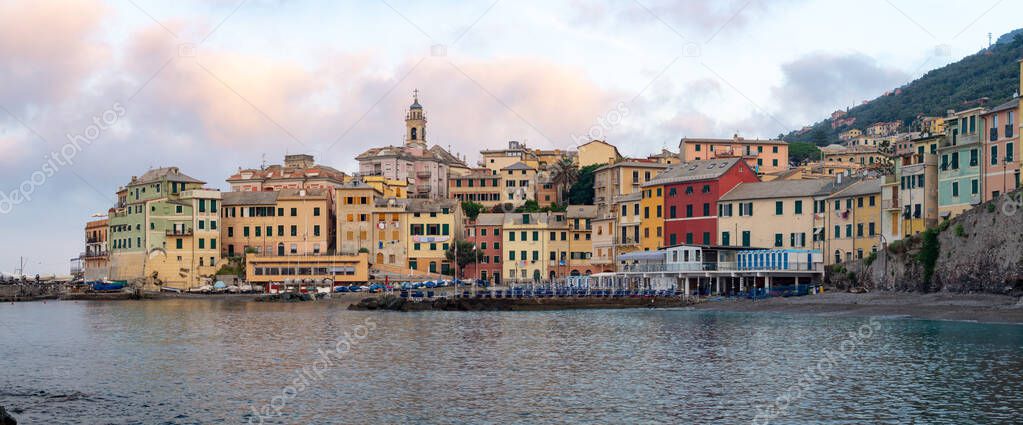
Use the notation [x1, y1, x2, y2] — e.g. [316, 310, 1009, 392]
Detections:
[160, 286, 182, 293]
[92, 280, 127, 292]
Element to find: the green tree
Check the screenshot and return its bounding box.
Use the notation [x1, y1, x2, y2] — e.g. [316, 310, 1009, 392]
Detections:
[515, 199, 541, 213]
[876, 139, 896, 176]
[461, 201, 485, 221]
[788, 142, 821, 165]
[567, 163, 603, 205]
[550, 157, 579, 199]
[445, 239, 478, 278]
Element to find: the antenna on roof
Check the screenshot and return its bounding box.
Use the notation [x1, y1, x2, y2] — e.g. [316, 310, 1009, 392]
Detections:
[260, 153, 267, 170]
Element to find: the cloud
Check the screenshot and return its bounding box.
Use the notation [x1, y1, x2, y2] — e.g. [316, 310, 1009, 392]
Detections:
[571, 0, 799, 39]
[768, 51, 909, 124]
[0, 0, 109, 111]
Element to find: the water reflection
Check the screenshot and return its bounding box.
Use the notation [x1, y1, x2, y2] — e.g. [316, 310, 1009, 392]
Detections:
[1, 300, 1021, 424]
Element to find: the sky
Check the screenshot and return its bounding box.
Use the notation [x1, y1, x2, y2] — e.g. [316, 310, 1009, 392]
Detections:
[0, 0, 1020, 275]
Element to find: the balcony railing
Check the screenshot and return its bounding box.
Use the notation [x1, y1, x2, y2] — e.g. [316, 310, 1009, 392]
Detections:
[990, 128, 999, 141]
[618, 261, 822, 273]
[1005, 124, 1014, 139]
[166, 229, 193, 236]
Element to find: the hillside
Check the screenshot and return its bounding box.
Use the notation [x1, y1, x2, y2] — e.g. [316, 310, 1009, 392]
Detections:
[784, 29, 1023, 145]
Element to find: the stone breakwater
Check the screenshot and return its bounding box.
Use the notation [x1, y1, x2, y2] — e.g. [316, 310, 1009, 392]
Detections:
[348, 294, 698, 311]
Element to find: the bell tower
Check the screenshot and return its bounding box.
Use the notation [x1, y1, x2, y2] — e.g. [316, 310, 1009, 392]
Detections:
[405, 89, 427, 148]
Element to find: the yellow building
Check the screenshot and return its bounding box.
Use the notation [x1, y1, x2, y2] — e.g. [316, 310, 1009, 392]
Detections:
[614, 192, 642, 258]
[638, 181, 665, 251]
[221, 189, 333, 259]
[336, 181, 382, 256]
[545, 212, 572, 280]
[823, 178, 882, 264]
[246, 253, 369, 291]
[822, 146, 883, 168]
[502, 212, 553, 283]
[577, 140, 622, 167]
[449, 169, 503, 208]
[589, 208, 617, 272]
[593, 161, 668, 208]
[566, 205, 596, 275]
[406, 199, 463, 276]
[479, 140, 541, 173]
[717, 179, 832, 249]
[500, 162, 537, 206]
[358, 175, 407, 198]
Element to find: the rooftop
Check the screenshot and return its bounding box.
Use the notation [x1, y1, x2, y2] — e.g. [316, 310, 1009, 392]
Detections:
[642, 158, 744, 186]
[720, 179, 832, 201]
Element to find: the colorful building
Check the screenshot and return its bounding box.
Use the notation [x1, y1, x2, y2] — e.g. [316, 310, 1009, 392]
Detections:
[246, 253, 369, 291]
[107, 167, 222, 290]
[981, 98, 1020, 200]
[679, 135, 789, 174]
[638, 180, 665, 251]
[717, 179, 833, 249]
[566, 205, 596, 275]
[82, 217, 109, 281]
[221, 189, 333, 259]
[939, 107, 987, 219]
[589, 207, 617, 272]
[592, 160, 668, 208]
[462, 213, 504, 283]
[659, 158, 760, 246]
[500, 162, 537, 206]
[226, 154, 347, 197]
[479, 140, 541, 173]
[613, 191, 643, 258]
[449, 169, 503, 208]
[502, 212, 553, 283]
[896, 153, 939, 238]
[406, 199, 462, 276]
[577, 140, 622, 167]
[823, 178, 882, 264]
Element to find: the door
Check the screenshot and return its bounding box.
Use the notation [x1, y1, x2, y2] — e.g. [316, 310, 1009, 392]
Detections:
[277, 243, 284, 256]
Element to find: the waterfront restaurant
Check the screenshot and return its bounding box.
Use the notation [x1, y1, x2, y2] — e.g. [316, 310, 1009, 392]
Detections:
[245, 253, 369, 293]
[599, 244, 824, 297]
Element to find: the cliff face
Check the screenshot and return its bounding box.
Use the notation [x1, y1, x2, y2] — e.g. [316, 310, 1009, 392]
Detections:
[862, 192, 1023, 294]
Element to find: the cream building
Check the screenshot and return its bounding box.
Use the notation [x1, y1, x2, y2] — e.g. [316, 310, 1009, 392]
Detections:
[717, 179, 833, 249]
[593, 160, 668, 208]
[221, 189, 333, 258]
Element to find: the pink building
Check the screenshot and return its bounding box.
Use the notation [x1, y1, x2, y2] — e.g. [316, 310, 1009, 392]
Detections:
[981, 98, 1020, 200]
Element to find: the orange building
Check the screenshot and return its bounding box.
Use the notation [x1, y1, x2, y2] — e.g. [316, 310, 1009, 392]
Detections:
[679, 135, 789, 174]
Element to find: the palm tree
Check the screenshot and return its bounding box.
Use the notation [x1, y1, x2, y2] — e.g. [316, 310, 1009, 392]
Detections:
[550, 157, 579, 201]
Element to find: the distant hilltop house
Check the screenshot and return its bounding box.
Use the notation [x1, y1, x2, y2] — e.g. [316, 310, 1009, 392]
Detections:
[839, 129, 863, 142]
[831, 109, 847, 120]
[866, 121, 901, 137]
[831, 116, 856, 129]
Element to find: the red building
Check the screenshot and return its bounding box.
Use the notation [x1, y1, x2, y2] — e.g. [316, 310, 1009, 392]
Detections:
[461, 213, 504, 284]
[657, 158, 759, 246]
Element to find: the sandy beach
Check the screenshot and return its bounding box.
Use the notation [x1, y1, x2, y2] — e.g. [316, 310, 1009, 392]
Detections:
[693, 291, 1023, 324]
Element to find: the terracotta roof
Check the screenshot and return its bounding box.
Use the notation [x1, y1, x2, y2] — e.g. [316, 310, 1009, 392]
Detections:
[356, 144, 468, 167]
[681, 137, 787, 146]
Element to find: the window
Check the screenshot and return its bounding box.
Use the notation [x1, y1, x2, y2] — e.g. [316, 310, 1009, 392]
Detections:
[290, 208, 297, 217]
[291, 225, 298, 237]
[175, 238, 183, 249]
[314, 207, 321, 216]
[314, 225, 321, 237]
[794, 200, 802, 214]
[774, 233, 783, 247]
[992, 145, 999, 165]
[775, 201, 783, 215]
[952, 182, 959, 197]
[971, 179, 978, 195]
[721, 231, 730, 246]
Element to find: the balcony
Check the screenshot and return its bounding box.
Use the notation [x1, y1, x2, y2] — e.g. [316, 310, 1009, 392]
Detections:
[81, 250, 108, 259]
[618, 261, 822, 273]
[166, 229, 193, 236]
[416, 170, 432, 178]
[990, 128, 999, 141]
[1005, 124, 1014, 139]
